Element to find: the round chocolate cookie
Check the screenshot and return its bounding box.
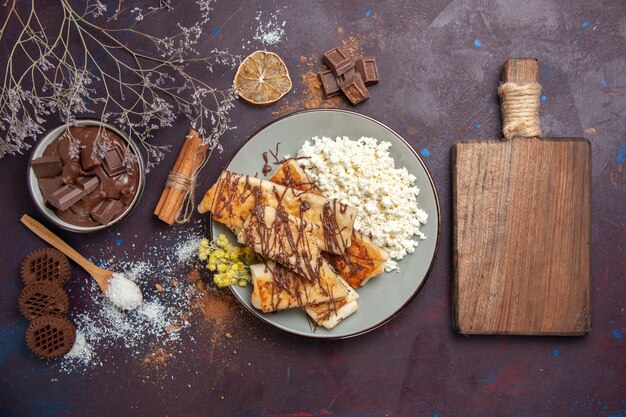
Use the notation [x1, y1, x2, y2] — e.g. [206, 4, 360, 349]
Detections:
[19, 282, 69, 320]
[26, 316, 76, 359]
[21, 247, 70, 287]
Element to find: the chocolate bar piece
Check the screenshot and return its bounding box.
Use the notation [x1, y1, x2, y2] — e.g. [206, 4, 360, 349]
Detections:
[80, 142, 101, 171]
[31, 156, 63, 178]
[102, 147, 126, 177]
[355, 57, 379, 85]
[90, 199, 125, 225]
[318, 70, 341, 98]
[337, 66, 357, 85]
[48, 177, 99, 211]
[48, 185, 86, 211]
[340, 73, 369, 105]
[74, 176, 100, 192]
[323, 48, 353, 76]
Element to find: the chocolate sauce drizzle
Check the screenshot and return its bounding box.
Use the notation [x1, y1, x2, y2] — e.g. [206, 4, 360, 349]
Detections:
[276, 163, 320, 194]
[264, 164, 379, 287]
[261, 261, 313, 313]
[321, 200, 350, 256]
[261, 153, 272, 176]
[211, 170, 360, 321]
[214, 172, 346, 317]
[212, 171, 352, 254]
[242, 191, 322, 283]
[260, 142, 310, 177]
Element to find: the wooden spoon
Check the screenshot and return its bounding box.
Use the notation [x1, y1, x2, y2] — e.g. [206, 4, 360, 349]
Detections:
[20, 214, 143, 309]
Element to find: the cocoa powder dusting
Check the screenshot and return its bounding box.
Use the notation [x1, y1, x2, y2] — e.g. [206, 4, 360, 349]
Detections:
[142, 348, 174, 366]
[183, 269, 232, 330]
[137, 269, 243, 383]
[272, 70, 345, 118]
[185, 269, 201, 283]
[198, 292, 231, 329]
[341, 32, 368, 57]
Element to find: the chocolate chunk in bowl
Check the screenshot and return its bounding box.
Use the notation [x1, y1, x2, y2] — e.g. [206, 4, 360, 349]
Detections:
[102, 147, 127, 177]
[47, 176, 100, 211]
[27, 120, 145, 232]
[30, 156, 63, 178]
[91, 199, 125, 225]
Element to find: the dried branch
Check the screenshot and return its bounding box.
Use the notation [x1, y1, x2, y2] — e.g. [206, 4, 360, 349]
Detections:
[0, 0, 239, 170]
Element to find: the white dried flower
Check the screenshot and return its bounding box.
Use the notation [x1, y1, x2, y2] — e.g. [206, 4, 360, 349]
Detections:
[0, 0, 240, 168]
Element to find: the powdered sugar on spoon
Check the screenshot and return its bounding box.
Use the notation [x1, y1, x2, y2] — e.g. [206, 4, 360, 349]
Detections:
[105, 273, 143, 310]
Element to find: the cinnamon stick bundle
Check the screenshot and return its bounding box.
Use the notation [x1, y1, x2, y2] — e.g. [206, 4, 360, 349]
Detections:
[154, 129, 209, 225]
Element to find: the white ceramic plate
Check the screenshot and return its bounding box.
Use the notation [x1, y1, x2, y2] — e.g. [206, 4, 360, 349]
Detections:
[211, 109, 440, 338]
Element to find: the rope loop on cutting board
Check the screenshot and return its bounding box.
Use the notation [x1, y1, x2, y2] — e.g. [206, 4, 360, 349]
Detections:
[498, 82, 543, 139]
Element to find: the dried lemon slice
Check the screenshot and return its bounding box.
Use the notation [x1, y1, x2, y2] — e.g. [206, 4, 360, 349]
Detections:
[234, 50, 292, 105]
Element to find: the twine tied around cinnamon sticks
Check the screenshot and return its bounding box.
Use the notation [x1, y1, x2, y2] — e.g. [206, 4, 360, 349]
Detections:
[154, 130, 209, 225]
[497, 82, 543, 139]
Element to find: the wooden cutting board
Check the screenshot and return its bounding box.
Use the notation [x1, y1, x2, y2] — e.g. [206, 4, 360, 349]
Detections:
[452, 58, 591, 335]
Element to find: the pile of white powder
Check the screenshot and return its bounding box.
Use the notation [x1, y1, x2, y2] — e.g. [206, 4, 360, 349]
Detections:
[57, 227, 204, 373]
[298, 136, 428, 271]
[106, 273, 143, 310]
[252, 10, 286, 46]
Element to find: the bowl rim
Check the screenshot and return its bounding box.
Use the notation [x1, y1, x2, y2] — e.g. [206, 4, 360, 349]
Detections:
[27, 119, 145, 233]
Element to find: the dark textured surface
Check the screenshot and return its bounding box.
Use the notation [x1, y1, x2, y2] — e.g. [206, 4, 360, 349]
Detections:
[1, 1, 624, 416]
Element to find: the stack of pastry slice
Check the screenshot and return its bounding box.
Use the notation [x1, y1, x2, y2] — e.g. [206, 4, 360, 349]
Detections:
[269, 161, 389, 287]
[198, 162, 388, 329]
[198, 170, 356, 254]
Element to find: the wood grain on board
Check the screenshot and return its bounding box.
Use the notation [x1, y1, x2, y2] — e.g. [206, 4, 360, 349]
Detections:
[451, 59, 592, 335]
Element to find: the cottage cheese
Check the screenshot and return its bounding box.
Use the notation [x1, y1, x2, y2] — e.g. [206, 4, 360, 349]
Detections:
[297, 136, 428, 271]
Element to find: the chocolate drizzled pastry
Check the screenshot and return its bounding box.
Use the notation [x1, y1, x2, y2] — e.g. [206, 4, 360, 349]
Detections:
[229, 177, 353, 323]
[239, 204, 324, 282]
[21, 247, 70, 287]
[198, 171, 357, 255]
[35, 126, 139, 227]
[199, 167, 364, 328]
[249, 261, 349, 313]
[268, 160, 389, 288]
